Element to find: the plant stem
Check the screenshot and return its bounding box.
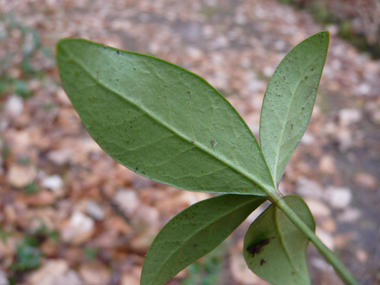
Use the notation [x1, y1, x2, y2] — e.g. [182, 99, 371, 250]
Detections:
[269, 193, 359, 285]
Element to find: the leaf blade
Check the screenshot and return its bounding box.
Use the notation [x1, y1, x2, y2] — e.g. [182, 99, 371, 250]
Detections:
[57, 39, 275, 195]
[141, 194, 266, 285]
[260, 31, 329, 185]
[244, 195, 315, 285]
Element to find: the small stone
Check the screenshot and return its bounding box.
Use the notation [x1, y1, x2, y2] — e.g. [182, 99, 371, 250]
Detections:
[319, 155, 336, 175]
[114, 189, 139, 216]
[186, 47, 203, 61]
[5, 95, 24, 115]
[325, 187, 352, 210]
[370, 109, 380, 125]
[300, 132, 315, 145]
[246, 74, 266, 94]
[295, 177, 324, 199]
[274, 40, 286, 51]
[47, 149, 73, 165]
[326, 24, 339, 36]
[229, 252, 270, 285]
[0, 269, 8, 285]
[28, 260, 68, 285]
[356, 249, 368, 263]
[337, 207, 361, 223]
[336, 128, 353, 151]
[56, 88, 72, 106]
[41, 175, 63, 191]
[121, 274, 140, 285]
[79, 262, 110, 285]
[234, 12, 247, 25]
[7, 164, 37, 188]
[339, 108, 362, 126]
[135, 204, 159, 225]
[334, 233, 354, 249]
[262, 66, 274, 77]
[354, 173, 377, 189]
[320, 218, 337, 233]
[86, 201, 104, 221]
[55, 270, 83, 285]
[249, 94, 264, 110]
[61, 211, 95, 244]
[304, 198, 331, 219]
[356, 83, 371, 96]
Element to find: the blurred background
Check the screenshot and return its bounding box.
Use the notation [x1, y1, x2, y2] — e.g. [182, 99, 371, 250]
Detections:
[0, 0, 379, 284]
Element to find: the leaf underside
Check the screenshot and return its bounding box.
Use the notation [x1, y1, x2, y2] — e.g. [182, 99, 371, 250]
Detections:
[260, 31, 329, 186]
[244, 195, 316, 285]
[57, 39, 274, 196]
[56, 32, 330, 285]
[141, 194, 266, 285]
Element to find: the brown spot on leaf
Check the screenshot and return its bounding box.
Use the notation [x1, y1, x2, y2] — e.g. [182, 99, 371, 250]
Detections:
[247, 237, 276, 258]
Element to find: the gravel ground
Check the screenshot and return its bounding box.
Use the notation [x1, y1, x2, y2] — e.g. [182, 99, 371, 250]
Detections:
[0, 0, 379, 284]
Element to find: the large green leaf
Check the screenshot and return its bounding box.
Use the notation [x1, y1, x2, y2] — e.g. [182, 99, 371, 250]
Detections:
[57, 39, 274, 195]
[260, 31, 329, 186]
[141, 194, 266, 285]
[243, 195, 315, 285]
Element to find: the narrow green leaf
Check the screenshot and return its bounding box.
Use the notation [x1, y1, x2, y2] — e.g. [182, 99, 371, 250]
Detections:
[57, 39, 275, 195]
[142, 194, 266, 285]
[244, 195, 315, 285]
[260, 31, 329, 185]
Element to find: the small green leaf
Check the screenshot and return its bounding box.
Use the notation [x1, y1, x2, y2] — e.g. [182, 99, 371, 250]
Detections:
[260, 31, 329, 185]
[244, 195, 315, 285]
[57, 39, 275, 195]
[141, 194, 266, 285]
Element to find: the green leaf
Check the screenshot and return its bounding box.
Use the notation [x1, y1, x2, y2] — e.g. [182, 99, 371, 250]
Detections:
[260, 31, 329, 185]
[141, 194, 266, 285]
[243, 195, 315, 285]
[56, 39, 274, 195]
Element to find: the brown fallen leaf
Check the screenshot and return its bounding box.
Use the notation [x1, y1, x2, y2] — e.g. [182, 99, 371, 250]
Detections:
[28, 259, 69, 285]
[24, 191, 56, 207]
[354, 173, 377, 190]
[79, 261, 110, 285]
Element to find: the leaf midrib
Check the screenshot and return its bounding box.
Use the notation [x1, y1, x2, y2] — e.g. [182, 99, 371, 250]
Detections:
[60, 43, 274, 194]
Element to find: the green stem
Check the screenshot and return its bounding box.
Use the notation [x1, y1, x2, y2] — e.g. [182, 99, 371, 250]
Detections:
[269, 192, 359, 285]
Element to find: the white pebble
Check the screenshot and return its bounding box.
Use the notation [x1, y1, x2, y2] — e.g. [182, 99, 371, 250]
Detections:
[337, 208, 361, 223]
[114, 189, 139, 215]
[325, 187, 352, 210]
[86, 201, 104, 221]
[42, 175, 63, 191]
[5, 95, 24, 115]
[339, 108, 362, 126]
[304, 198, 331, 219]
[296, 177, 324, 199]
